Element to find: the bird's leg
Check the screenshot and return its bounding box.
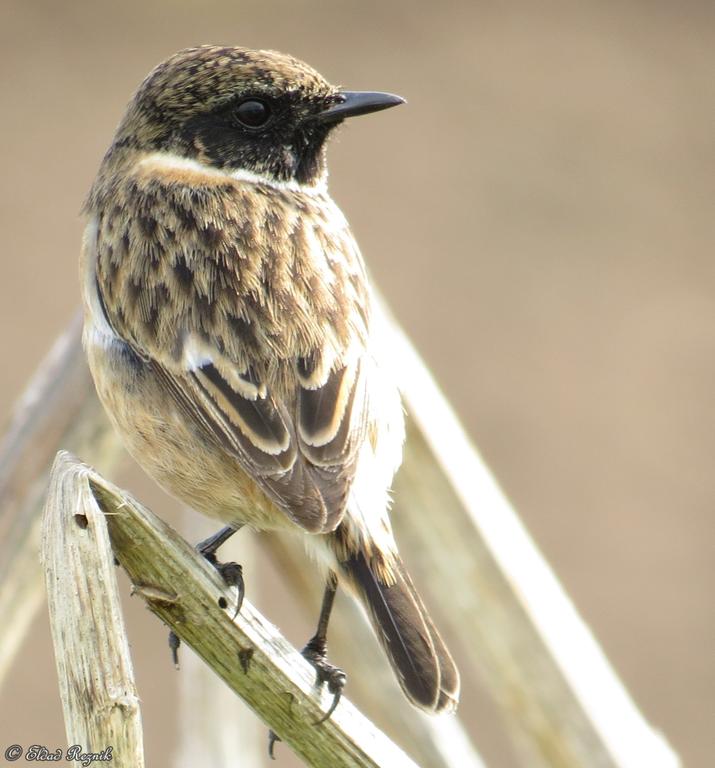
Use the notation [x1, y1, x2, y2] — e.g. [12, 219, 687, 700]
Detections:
[267, 571, 344, 756]
[302, 570, 346, 722]
[169, 523, 244, 667]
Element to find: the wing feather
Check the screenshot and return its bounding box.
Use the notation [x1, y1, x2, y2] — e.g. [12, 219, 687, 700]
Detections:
[298, 361, 366, 466]
[155, 358, 331, 531]
[173, 351, 365, 533]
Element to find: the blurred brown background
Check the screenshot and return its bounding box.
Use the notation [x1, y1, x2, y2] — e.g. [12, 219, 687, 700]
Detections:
[1, 1, 713, 766]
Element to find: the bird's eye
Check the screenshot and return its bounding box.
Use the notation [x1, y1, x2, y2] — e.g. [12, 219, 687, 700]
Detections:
[235, 99, 271, 128]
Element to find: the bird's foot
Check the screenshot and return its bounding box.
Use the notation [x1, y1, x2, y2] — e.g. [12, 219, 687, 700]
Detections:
[196, 524, 245, 618]
[169, 525, 244, 668]
[199, 550, 245, 619]
[264, 627, 346, 757]
[265, 643, 346, 758]
[302, 636, 347, 724]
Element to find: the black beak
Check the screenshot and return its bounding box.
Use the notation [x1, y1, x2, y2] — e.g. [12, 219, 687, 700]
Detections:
[315, 90, 405, 123]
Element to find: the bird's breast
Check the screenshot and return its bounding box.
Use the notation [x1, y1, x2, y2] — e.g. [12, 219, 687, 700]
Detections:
[91, 158, 372, 382]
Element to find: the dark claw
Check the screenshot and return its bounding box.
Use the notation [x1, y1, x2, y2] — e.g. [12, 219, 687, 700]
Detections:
[198, 527, 244, 618]
[268, 729, 281, 759]
[168, 630, 181, 669]
[216, 561, 244, 618]
[314, 686, 342, 725]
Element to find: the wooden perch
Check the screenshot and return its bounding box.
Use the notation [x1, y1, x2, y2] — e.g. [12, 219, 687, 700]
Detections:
[42, 451, 420, 768]
[42, 451, 143, 768]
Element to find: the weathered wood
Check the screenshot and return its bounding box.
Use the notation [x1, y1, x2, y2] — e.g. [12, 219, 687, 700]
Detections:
[49, 451, 420, 768]
[0, 315, 121, 688]
[42, 452, 143, 767]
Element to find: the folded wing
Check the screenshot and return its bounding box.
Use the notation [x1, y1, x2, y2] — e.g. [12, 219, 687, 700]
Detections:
[151, 342, 365, 533]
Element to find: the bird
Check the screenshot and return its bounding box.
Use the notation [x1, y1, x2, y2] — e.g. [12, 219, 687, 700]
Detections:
[80, 44, 460, 717]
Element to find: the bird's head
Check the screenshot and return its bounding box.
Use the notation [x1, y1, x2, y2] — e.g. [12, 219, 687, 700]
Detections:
[111, 45, 404, 187]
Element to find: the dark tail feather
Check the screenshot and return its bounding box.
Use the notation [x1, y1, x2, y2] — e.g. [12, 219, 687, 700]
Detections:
[338, 547, 460, 712]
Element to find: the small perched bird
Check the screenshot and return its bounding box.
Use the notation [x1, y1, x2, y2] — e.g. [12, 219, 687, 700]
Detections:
[81, 45, 459, 715]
